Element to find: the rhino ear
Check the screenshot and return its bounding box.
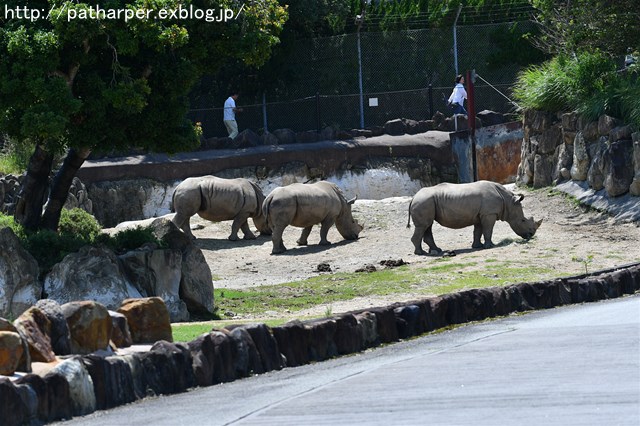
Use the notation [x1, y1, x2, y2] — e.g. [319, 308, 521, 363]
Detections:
[514, 194, 524, 204]
[347, 196, 358, 205]
[535, 218, 543, 229]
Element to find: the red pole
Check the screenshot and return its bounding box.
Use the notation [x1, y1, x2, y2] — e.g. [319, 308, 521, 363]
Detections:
[466, 69, 475, 137]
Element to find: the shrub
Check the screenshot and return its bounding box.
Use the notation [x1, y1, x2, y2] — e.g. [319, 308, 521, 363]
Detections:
[96, 226, 166, 254]
[58, 208, 101, 243]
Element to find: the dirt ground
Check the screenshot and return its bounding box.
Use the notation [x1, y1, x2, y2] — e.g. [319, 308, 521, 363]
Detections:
[189, 185, 640, 318]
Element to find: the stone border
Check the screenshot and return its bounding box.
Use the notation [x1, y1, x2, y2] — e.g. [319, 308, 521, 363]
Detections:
[1, 263, 639, 425]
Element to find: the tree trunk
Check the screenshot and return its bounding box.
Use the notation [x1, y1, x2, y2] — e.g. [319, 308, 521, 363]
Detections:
[14, 144, 54, 230]
[41, 147, 92, 231]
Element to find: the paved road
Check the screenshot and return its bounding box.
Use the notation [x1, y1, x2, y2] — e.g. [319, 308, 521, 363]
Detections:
[60, 295, 640, 426]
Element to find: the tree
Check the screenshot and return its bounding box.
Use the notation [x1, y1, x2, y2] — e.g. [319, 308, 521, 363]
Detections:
[531, 0, 640, 57]
[0, 0, 286, 231]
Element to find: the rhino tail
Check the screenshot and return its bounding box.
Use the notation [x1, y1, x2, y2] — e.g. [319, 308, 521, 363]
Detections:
[262, 195, 272, 228]
[406, 199, 412, 228]
[249, 181, 265, 217]
[198, 185, 208, 212]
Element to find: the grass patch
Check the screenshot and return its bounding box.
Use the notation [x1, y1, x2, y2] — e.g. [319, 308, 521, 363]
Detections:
[172, 318, 287, 342]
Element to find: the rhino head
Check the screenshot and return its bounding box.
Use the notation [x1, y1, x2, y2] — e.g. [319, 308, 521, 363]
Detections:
[253, 213, 272, 236]
[508, 194, 542, 240]
[335, 196, 364, 240]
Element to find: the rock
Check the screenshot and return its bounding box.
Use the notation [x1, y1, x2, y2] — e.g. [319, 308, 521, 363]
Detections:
[603, 139, 634, 197]
[187, 331, 237, 386]
[0, 227, 41, 319]
[296, 130, 320, 144]
[149, 217, 192, 252]
[272, 128, 297, 145]
[13, 307, 56, 362]
[179, 244, 214, 315]
[536, 124, 563, 155]
[335, 130, 353, 140]
[232, 129, 261, 148]
[15, 372, 73, 423]
[260, 131, 279, 146]
[630, 133, 640, 196]
[34, 299, 72, 356]
[140, 341, 195, 395]
[570, 131, 590, 181]
[402, 119, 421, 135]
[109, 311, 132, 348]
[598, 115, 621, 137]
[49, 357, 96, 416]
[533, 154, 555, 188]
[0, 377, 38, 425]
[320, 126, 336, 141]
[354, 311, 378, 347]
[609, 125, 633, 142]
[581, 120, 600, 141]
[118, 297, 173, 344]
[587, 145, 606, 191]
[64, 177, 93, 214]
[384, 119, 405, 136]
[225, 327, 264, 375]
[119, 248, 189, 322]
[0, 331, 24, 375]
[44, 246, 143, 310]
[477, 110, 506, 126]
[229, 323, 283, 372]
[0, 317, 16, 332]
[561, 111, 578, 132]
[62, 301, 112, 355]
[81, 355, 136, 410]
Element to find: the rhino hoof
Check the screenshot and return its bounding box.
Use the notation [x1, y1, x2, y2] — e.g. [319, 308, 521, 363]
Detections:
[428, 248, 443, 255]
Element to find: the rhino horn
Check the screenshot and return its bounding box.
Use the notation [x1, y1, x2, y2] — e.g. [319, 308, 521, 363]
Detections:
[535, 218, 543, 229]
[347, 196, 358, 205]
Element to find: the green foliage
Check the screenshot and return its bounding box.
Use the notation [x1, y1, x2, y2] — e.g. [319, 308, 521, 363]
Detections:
[513, 51, 639, 128]
[96, 226, 167, 254]
[23, 229, 87, 273]
[58, 208, 101, 243]
[0, 136, 35, 174]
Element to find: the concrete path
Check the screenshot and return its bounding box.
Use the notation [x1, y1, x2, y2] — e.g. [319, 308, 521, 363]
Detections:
[59, 294, 640, 426]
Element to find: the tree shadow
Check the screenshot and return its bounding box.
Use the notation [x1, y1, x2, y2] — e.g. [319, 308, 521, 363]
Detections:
[271, 237, 362, 256]
[195, 234, 271, 252]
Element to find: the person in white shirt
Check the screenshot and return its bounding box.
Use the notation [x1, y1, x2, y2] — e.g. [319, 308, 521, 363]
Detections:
[223, 92, 242, 138]
[447, 75, 467, 116]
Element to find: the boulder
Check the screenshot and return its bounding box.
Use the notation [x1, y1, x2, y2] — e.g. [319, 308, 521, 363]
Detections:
[62, 301, 112, 355]
[570, 131, 590, 181]
[231, 129, 261, 148]
[533, 153, 555, 188]
[384, 118, 405, 136]
[261, 131, 279, 146]
[119, 248, 189, 322]
[44, 246, 143, 310]
[0, 377, 38, 425]
[179, 244, 214, 315]
[13, 307, 56, 362]
[149, 217, 192, 253]
[0, 227, 41, 319]
[587, 145, 606, 191]
[229, 323, 283, 372]
[225, 327, 264, 376]
[477, 110, 506, 126]
[603, 139, 634, 197]
[15, 372, 73, 423]
[296, 130, 320, 144]
[598, 115, 621, 137]
[536, 124, 563, 155]
[630, 133, 640, 196]
[109, 311, 132, 348]
[34, 299, 72, 356]
[354, 311, 378, 348]
[402, 119, 421, 135]
[320, 126, 336, 141]
[187, 331, 237, 386]
[272, 128, 297, 145]
[64, 177, 93, 214]
[139, 341, 195, 395]
[49, 357, 96, 416]
[81, 355, 136, 410]
[0, 331, 24, 375]
[118, 297, 172, 344]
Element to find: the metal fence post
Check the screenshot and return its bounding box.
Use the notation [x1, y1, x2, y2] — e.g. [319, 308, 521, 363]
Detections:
[453, 4, 462, 76]
[262, 92, 268, 132]
[428, 84, 433, 119]
[316, 92, 321, 132]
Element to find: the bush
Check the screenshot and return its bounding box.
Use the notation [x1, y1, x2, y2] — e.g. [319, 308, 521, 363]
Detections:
[96, 226, 166, 254]
[513, 51, 639, 128]
[58, 208, 101, 243]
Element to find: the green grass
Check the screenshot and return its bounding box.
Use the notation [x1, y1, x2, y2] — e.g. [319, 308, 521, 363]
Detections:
[172, 319, 287, 342]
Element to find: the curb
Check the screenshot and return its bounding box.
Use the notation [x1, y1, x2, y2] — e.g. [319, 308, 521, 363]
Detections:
[2, 262, 639, 425]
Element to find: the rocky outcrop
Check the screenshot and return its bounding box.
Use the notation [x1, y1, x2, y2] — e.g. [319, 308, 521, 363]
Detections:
[0, 227, 41, 319]
[0, 331, 23, 375]
[517, 111, 638, 199]
[44, 246, 143, 310]
[13, 307, 56, 363]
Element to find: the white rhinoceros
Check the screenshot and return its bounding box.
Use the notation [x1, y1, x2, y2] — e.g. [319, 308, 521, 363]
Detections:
[172, 176, 270, 240]
[407, 180, 542, 255]
[262, 181, 363, 254]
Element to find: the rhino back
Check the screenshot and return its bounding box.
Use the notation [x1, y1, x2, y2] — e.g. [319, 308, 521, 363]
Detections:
[197, 177, 258, 221]
[266, 182, 343, 228]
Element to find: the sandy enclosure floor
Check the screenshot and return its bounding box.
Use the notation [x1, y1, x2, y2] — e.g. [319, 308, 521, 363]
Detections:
[186, 186, 640, 317]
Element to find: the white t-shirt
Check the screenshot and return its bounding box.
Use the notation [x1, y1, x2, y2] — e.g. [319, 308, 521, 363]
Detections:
[223, 97, 236, 121]
[448, 83, 467, 105]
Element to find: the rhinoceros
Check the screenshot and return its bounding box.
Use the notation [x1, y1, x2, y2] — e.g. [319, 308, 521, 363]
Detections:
[407, 181, 542, 255]
[262, 181, 363, 254]
[171, 176, 270, 240]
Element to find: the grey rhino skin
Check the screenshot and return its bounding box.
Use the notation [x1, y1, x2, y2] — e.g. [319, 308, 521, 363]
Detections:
[172, 176, 270, 240]
[262, 181, 363, 254]
[407, 180, 542, 255]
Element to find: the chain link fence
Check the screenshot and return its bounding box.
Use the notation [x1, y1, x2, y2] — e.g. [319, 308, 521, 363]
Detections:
[190, 21, 539, 139]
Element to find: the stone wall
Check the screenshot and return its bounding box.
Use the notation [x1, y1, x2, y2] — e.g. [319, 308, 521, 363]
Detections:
[1, 262, 639, 425]
[516, 110, 640, 197]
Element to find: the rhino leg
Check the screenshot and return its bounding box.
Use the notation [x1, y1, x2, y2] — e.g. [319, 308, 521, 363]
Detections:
[319, 219, 334, 245]
[472, 224, 483, 248]
[476, 215, 498, 248]
[423, 225, 442, 254]
[270, 226, 287, 254]
[411, 225, 427, 255]
[172, 213, 195, 240]
[239, 218, 257, 240]
[297, 226, 313, 246]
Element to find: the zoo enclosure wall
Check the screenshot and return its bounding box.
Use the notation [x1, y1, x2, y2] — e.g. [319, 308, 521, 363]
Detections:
[189, 21, 538, 138]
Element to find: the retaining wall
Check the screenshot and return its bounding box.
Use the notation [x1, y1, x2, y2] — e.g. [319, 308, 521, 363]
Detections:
[2, 263, 639, 425]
